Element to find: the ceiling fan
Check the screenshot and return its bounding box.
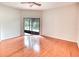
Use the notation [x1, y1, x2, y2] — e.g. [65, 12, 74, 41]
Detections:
[21, 2, 41, 7]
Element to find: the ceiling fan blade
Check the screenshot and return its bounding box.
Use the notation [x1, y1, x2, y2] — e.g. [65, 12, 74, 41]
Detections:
[20, 2, 41, 6]
[20, 2, 27, 4]
[32, 2, 41, 6]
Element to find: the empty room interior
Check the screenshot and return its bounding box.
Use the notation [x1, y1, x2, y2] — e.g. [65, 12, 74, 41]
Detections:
[0, 2, 79, 57]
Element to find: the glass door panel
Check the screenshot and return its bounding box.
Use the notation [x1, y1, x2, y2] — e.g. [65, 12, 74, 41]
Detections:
[24, 18, 40, 35]
[32, 18, 40, 32]
[24, 18, 30, 30]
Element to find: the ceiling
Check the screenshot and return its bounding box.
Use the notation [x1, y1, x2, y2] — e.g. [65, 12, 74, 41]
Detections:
[0, 2, 75, 10]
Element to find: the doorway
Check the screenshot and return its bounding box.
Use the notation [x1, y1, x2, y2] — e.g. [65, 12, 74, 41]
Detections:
[24, 18, 40, 35]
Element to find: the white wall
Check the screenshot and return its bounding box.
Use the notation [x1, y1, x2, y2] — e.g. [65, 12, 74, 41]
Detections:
[42, 4, 77, 42]
[0, 5, 21, 40]
[21, 10, 42, 18]
[0, 18, 1, 40]
[77, 4, 79, 47]
[20, 10, 42, 35]
[0, 4, 42, 40]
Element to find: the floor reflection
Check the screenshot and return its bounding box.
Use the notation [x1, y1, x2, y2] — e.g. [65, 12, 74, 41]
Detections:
[24, 35, 41, 53]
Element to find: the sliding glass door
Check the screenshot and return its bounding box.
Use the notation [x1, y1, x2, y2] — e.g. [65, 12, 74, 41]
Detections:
[24, 18, 40, 35]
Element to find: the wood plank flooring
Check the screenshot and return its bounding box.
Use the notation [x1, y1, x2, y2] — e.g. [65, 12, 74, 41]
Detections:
[0, 36, 79, 57]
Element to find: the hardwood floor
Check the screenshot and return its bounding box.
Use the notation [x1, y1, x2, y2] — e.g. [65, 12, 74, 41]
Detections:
[0, 36, 79, 57]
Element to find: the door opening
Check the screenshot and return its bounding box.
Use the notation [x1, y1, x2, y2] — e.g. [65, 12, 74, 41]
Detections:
[24, 18, 40, 35]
